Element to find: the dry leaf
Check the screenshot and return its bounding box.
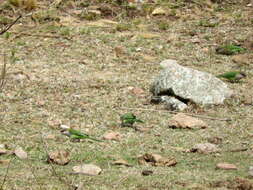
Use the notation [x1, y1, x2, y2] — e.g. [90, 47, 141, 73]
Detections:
[138, 153, 177, 167]
[112, 159, 132, 167]
[14, 147, 28, 159]
[103, 132, 122, 141]
[191, 143, 219, 154]
[168, 113, 208, 129]
[114, 46, 125, 57]
[72, 164, 102, 176]
[48, 150, 70, 165]
[128, 86, 145, 97]
[0, 159, 11, 165]
[216, 163, 237, 170]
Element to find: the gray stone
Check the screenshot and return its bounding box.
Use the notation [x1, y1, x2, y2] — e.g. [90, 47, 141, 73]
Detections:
[161, 96, 188, 111]
[150, 60, 233, 105]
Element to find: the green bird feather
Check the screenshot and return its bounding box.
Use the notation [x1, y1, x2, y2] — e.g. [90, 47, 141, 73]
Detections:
[217, 71, 246, 82]
[120, 113, 144, 127]
[63, 128, 102, 142]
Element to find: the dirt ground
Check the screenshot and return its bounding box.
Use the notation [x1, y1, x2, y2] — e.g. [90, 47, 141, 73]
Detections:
[0, 0, 252, 189]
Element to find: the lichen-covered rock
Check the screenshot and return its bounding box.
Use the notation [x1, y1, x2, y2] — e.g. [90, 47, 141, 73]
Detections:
[150, 60, 233, 105]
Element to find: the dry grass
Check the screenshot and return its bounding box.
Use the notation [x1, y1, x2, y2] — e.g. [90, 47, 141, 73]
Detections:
[0, 1, 252, 189]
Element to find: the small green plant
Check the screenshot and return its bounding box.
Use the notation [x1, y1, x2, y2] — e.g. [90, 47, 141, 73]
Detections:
[59, 27, 71, 36]
[216, 44, 246, 55]
[157, 21, 170, 30]
[116, 23, 132, 31]
[198, 19, 218, 27]
[3, 32, 11, 39]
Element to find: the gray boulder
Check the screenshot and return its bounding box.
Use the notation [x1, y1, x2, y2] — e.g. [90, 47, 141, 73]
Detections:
[150, 60, 233, 105]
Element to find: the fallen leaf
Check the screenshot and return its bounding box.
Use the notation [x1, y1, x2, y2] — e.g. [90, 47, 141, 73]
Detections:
[191, 143, 219, 154]
[72, 164, 102, 176]
[47, 150, 70, 165]
[14, 147, 28, 159]
[129, 87, 145, 97]
[216, 163, 237, 170]
[138, 153, 177, 167]
[0, 160, 10, 165]
[103, 132, 122, 141]
[114, 46, 125, 57]
[168, 113, 208, 129]
[112, 159, 132, 167]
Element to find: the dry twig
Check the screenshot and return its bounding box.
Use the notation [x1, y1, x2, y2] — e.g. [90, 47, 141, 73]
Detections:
[0, 54, 7, 91]
[0, 157, 15, 190]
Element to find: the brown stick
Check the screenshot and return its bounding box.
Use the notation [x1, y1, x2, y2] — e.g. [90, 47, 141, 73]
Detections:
[120, 107, 232, 121]
[0, 54, 7, 91]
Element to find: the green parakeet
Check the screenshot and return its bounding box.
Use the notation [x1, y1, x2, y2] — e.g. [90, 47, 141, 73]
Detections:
[217, 71, 246, 82]
[62, 128, 102, 142]
[120, 113, 144, 127]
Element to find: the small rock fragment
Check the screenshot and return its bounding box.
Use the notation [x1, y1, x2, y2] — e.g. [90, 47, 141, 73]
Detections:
[216, 163, 237, 170]
[162, 96, 188, 111]
[168, 113, 208, 129]
[191, 143, 219, 154]
[60, 124, 70, 130]
[72, 164, 102, 176]
[249, 166, 253, 177]
[14, 147, 28, 159]
[207, 136, 223, 144]
[152, 7, 166, 16]
[47, 150, 70, 165]
[142, 170, 153, 176]
[103, 132, 122, 141]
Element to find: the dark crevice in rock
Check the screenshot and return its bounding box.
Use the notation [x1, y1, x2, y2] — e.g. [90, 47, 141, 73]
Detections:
[159, 89, 190, 105]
